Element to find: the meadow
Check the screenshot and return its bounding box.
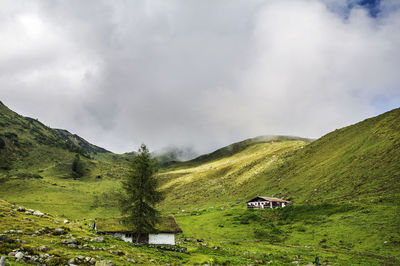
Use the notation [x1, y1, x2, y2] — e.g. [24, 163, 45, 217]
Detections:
[1, 101, 400, 264]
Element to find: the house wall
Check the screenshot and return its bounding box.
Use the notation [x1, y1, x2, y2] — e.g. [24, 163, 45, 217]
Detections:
[149, 233, 175, 245]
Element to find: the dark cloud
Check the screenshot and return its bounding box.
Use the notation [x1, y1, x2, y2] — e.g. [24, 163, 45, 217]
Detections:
[1, 0, 399, 154]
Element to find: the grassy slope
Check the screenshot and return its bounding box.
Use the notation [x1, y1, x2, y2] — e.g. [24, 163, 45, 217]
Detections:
[158, 139, 308, 212]
[1, 100, 399, 264]
[0, 101, 130, 218]
[0, 199, 188, 265]
[159, 108, 400, 264]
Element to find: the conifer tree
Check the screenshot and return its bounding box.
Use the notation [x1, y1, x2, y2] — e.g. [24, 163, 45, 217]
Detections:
[119, 144, 164, 243]
[72, 153, 84, 179]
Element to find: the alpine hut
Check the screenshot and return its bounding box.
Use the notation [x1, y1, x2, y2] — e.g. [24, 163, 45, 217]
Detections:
[246, 196, 291, 209]
[93, 216, 182, 245]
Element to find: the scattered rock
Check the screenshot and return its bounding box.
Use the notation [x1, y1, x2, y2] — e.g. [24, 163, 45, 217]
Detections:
[126, 257, 136, 263]
[15, 252, 24, 259]
[0, 234, 8, 241]
[17, 206, 25, 212]
[53, 228, 65, 235]
[61, 238, 78, 245]
[33, 210, 44, 217]
[91, 236, 104, 243]
[67, 244, 78, 249]
[39, 246, 51, 252]
[95, 260, 114, 266]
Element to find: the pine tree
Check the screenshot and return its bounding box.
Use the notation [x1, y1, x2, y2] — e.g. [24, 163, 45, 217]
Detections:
[119, 144, 164, 243]
[72, 153, 84, 179]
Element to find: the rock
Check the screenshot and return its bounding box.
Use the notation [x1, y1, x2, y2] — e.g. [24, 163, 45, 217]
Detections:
[78, 255, 85, 260]
[8, 252, 16, 257]
[90, 258, 97, 264]
[39, 246, 51, 252]
[126, 257, 136, 263]
[54, 228, 64, 235]
[62, 238, 78, 245]
[95, 260, 114, 266]
[15, 252, 24, 259]
[16, 230, 24, 234]
[33, 210, 44, 217]
[91, 236, 104, 243]
[0, 256, 6, 266]
[0, 234, 8, 241]
[68, 258, 76, 264]
[64, 219, 69, 224]
[17, 206, 25, 212]
[67, 244, 78, 249]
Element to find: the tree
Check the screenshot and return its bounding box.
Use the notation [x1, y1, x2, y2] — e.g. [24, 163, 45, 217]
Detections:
[119, 144, 164, 243]
[72, 153, 84, 179]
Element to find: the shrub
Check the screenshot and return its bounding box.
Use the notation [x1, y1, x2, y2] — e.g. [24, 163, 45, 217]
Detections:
[0, 138, 5, 149]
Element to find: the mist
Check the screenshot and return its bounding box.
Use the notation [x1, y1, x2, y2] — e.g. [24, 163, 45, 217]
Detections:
[0, 0, 399, 154]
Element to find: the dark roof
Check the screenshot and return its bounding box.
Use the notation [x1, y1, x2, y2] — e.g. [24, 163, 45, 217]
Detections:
[247, 196, 291, 204]
[96, 216, 182, 234]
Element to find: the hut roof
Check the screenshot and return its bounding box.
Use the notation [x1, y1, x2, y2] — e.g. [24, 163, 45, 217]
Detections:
[96, 216, 182, 234]
[247, 196, 291, 204]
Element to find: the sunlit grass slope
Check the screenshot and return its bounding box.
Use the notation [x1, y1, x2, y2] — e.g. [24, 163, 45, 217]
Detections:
[158, 138, 309, 211]
[158, 108, 400, 264]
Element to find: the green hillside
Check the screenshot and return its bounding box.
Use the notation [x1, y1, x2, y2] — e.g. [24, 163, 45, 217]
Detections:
[0, 101, 130, 218]
[1, 101, 399, 265]
[158, 108, 400, 264]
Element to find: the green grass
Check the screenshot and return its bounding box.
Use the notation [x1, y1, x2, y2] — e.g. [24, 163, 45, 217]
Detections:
[1, 100, 400, 264]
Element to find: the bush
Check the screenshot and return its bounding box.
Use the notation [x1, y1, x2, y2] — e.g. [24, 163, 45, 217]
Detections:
[0, 138, 5, 149]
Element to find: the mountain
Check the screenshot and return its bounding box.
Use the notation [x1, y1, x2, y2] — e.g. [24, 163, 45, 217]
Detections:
[0, 100, 113, 177]
[159, 108, 400, 209]
[0, 101, 109, 158]
[52, 128, 109, 155]
[1, 100, 399, 264]
[190, 135, 313, 164]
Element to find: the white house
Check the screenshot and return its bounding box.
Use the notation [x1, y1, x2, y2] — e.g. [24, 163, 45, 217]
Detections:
[94, 216, 182, 245]
[247, 196, 291, 209]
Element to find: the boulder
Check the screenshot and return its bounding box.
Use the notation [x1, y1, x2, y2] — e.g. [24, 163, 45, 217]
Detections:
[95, 260, 114, 266]
[53, 228, 64, 235]
[0, 234, 8, 241]
[67, 244, 78, 249]
[91, 236, 104, 243]
[61, 238, 78, 245]
[15, 252, 24, 259]
[33, 210, 44, 217]
[126, 257, 136, 264]
[39, 246, 51, 252]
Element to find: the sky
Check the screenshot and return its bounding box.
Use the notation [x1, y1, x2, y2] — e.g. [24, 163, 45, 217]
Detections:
[0, 0, 399, 155]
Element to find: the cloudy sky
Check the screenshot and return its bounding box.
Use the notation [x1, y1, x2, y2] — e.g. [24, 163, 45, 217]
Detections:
[1, 0, 399, 155]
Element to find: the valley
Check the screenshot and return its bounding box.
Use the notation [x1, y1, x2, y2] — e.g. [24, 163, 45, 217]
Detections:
[1, 102, 399, 265]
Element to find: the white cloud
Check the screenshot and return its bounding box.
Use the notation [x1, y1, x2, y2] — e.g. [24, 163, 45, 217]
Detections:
[0, 0, 399, 154]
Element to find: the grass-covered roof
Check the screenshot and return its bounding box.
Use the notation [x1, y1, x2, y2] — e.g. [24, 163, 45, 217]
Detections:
[96, 216, 182, 234]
